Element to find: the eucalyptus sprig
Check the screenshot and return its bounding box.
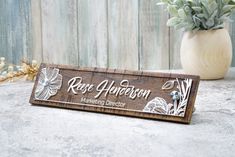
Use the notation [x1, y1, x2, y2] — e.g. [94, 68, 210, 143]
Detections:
[159, 0, 235, 31]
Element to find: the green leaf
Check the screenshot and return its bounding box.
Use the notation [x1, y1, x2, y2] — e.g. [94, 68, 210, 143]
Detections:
[167, 17, 180, 26]
[205, 9, 218, 28]
[167, 5, 178, 16]
[192, 15, 201, 26]
[201, 4, 210, 19]
[159, 0, 235, 31]
[197, 13, 206, 18]
[222, 5, 235, 14]
[208, 1, 218, 14]
[206, 18, 215, 28]
[178, 8, 186, 18]
[222, 0, 230, 4]
[211, 24, 224, 29]
[174, 22, 189, 30]
[192, 6, 202, 12]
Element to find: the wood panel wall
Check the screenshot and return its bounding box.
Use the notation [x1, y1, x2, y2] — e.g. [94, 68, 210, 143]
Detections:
[0, 0, 234, 70]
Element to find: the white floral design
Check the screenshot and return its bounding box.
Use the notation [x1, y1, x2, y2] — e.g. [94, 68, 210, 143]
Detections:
[35, 68, 62, 100]
[143, 78, 193, 117]
[143, 97, 174, 115]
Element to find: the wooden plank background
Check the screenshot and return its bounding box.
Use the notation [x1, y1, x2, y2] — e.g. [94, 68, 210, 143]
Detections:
[0, 0, 234, 70]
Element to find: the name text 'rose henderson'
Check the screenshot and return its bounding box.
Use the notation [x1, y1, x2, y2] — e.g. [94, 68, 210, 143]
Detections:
[67, 77, 151, 100]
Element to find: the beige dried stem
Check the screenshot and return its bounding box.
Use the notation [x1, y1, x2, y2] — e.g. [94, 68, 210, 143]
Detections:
[0, 60, 39, 84]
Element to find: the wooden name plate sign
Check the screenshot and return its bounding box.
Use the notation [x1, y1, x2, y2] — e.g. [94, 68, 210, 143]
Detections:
[30, 63, 200, 124]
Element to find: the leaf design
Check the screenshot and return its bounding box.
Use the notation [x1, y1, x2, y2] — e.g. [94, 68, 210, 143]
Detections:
[162, 80, 175, 90]
[176, 100, 187, 116]
[144, 78, 193, 117]
[168, 103, 174, 115]
[181, 81, 186, 96]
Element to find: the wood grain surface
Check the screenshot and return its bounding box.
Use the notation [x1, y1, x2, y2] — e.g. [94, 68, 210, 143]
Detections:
[77, 0, 108, 68]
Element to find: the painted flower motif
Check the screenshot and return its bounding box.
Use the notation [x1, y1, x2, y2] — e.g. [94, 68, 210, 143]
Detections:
[143, 78, 193, 117]
[143, 97, 173, 115]
[35, 68, 62, 100]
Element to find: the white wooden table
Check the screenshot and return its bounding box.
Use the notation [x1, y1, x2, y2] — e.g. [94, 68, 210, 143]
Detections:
[0, 69, 235, 157]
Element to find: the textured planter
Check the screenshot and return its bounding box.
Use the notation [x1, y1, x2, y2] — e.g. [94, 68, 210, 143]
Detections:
[180, 29, 232, 80]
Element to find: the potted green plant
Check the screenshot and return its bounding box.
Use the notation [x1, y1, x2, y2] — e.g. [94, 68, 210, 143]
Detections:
[159, 0, 235, 79]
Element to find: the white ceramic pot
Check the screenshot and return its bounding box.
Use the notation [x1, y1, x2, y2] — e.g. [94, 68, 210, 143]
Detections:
[180, 29, 232, 80]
